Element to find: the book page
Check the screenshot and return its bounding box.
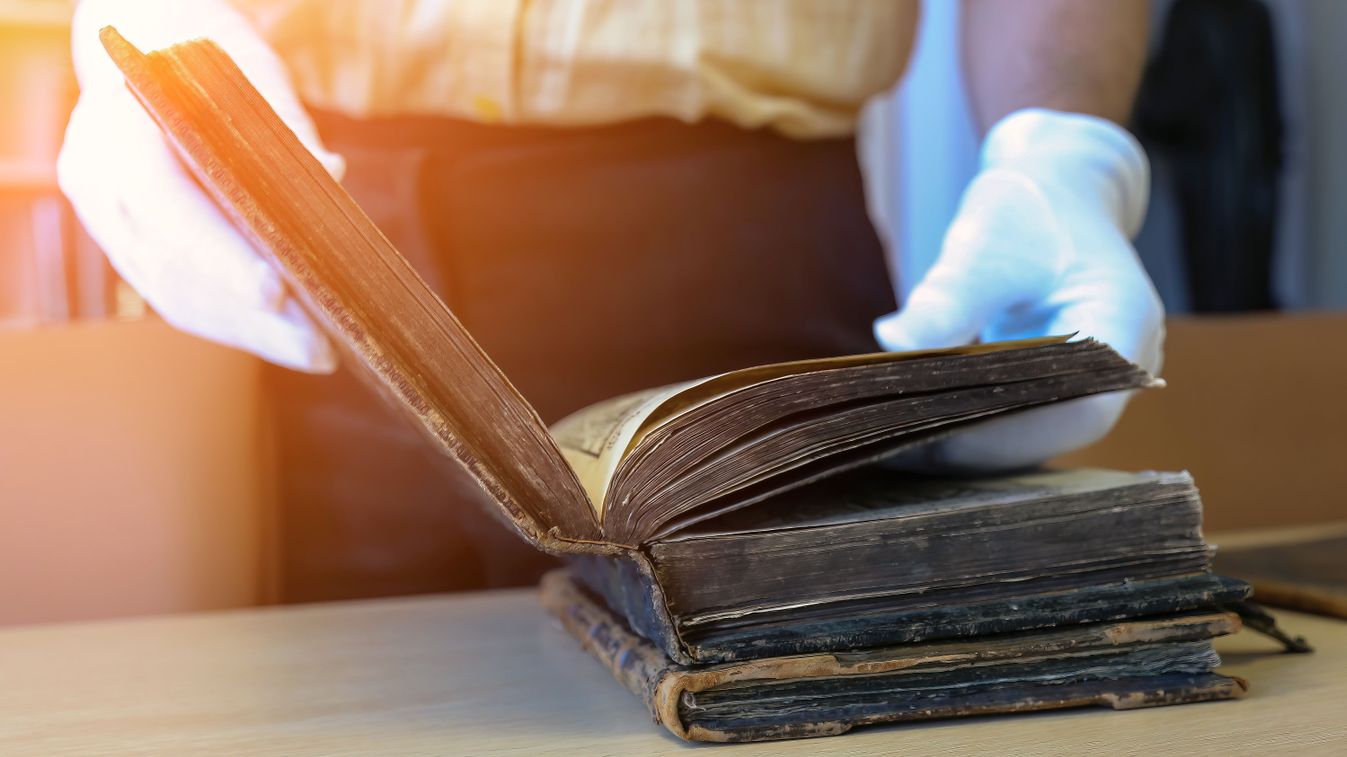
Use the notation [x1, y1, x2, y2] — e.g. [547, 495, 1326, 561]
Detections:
[550, 360, 861, 516]
[619, 337, 1070, 456]
[551, 336, 1072, 520]
[553, 383, 693, 516]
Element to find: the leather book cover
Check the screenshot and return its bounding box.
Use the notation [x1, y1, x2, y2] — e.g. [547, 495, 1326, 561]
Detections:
[567, 552, 1251, 665]
[540, 570, 1247, 743]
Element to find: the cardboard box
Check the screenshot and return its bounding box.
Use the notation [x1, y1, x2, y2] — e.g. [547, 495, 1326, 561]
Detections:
[0, 320, 270, 625]
[1057, 312, 1347, 532]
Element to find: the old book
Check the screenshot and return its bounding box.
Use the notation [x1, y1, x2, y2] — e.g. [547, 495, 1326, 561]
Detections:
[541, 570, 1247, 742]
[102, 29, 1252, 739]
[570, 467, 1248, 663]
[98, 30, 1162, 575]
[101, 26, 1242, 651]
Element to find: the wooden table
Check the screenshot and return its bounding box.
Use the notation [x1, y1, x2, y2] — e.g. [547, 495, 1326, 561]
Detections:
[1, 589, 1343, 755]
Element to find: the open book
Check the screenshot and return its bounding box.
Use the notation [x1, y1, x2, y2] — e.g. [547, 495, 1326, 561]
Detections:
[101, 28, 1156, 551]
[105, 35, 1258, 739]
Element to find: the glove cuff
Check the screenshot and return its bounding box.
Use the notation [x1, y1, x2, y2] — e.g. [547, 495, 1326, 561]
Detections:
[980, 108, 1150, 238]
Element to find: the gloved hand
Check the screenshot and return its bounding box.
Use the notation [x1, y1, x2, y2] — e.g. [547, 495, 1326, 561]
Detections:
[874, 108, 1163, 471]
[57, 0, 343, 372]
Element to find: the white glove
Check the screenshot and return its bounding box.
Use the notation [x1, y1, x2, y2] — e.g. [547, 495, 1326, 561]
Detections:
[874, 108, 1163, 471]
[57, 0, 343, 372]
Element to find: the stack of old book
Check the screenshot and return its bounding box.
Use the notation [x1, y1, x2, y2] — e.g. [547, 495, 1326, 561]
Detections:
[546, 467, 1247, 741]
[102, 28, 1251, 744]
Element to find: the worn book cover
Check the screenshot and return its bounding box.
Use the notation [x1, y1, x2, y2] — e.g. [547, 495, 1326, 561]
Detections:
[567, 467, 1249, 663]
[541, 570, 1247, 742]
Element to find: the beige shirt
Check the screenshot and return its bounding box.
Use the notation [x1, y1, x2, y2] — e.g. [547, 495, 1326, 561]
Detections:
[231, 0, 915, 138]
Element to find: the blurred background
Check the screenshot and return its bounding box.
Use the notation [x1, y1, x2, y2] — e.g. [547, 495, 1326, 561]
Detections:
[1, 0, 1344, 625]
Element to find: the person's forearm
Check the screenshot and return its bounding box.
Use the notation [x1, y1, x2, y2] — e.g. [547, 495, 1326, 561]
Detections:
[961, 0, 1148, 132]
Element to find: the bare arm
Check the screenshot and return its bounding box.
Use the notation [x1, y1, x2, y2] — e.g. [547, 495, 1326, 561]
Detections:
[961, 0, 1149, 131]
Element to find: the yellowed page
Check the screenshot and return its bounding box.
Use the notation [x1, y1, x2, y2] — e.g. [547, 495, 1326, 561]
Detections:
[551, 335, 1071, 521]
[551, 383, 695, 518]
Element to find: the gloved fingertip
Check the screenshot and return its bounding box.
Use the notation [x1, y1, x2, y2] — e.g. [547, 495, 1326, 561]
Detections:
[304, 145, 346, 182]
[874, 306, 972, 354]
[255, 332, 339, 374]
[873, 311, 917, 352]
[319, 151, 346, 182]
[307, 337, 340, 375]
[267, 298, 339, 374]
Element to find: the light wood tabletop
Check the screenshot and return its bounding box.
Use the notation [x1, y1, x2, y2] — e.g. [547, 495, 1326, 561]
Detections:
[1, 588, 1342, 756]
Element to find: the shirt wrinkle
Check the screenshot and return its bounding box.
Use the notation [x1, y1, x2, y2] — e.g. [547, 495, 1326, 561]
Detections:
[230, 0, 913, 138]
